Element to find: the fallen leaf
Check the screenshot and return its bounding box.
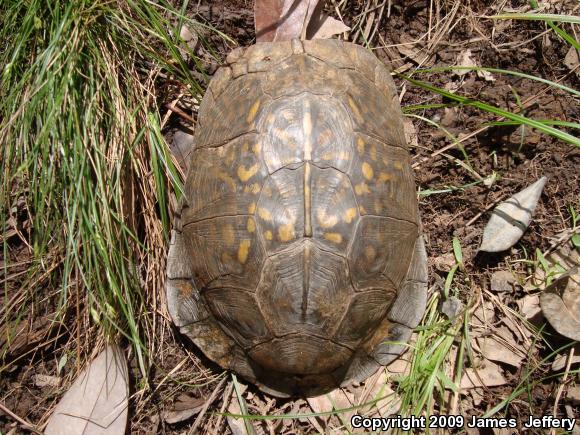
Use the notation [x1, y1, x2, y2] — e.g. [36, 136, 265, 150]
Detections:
[254, 0, 322, 42]
[33, 374, 60, 388]
[163, 395, 205, 424]
[476, 328, 525, 368]
[441, 296, 463, 320]
[518, 294, 541, 320]
[564, 47, 579, 72]
[490, 270, 517, 293]
[309, 15, 350, 39]
[479, 177, 547, 252]
[460, 361, 507, 389]
[307, 388, 355, 421]
[45, 344, 128, 435]
[403, 119, 419, 149]
[567, 385, 580, 405]
[454, 49, 477, 76]
[540, 269, 580, 341]
[552, 344, 580, 371]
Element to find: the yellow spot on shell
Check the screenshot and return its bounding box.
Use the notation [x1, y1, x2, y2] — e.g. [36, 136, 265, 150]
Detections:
[242, 142, 249, 153]
[362, 162, 374, 180]
[324, 233, 343, 244]
[248, 203, 256, 214]
[221, 252, 233, 263]
[238, 239, 251, 264]
[378, 172, 392, 183]
[365, 245, 376, 261]
[374, 199, 383, 213]
[278, 222, 295, 242]
[394, 161, 403, 170]
[258, 207, 273, 221]
[237, 163, 259, 182]
[343, 207, 357, 224]
[316, 209, 338, 228]
[264, 230, 273, 241]
[355, 183, 371, 195]
[217, 171, 236, 192]
[348, 97, 362, 120]
[252, 142, 262, 154]
[359, 205, 367, 214]
[357, 137, 365, 154]
[243, 183, 261, 194]
[246, 100, 261, 123]
[223, 224, 235, 246]
[370, 145, 378, 161]
[247, 219, 255, 233]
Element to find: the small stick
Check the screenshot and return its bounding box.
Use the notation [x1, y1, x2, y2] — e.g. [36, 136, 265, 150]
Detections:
[0, 402, 42, 434]
[189, 376, 227, 434]
[550, 347, 575, 435]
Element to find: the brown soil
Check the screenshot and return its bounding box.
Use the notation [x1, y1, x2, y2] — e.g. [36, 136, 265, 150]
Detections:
[1, 0, 578, 434]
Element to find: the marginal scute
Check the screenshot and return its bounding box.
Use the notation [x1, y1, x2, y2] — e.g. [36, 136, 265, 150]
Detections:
[245, 41, 294, 72]
[249, 334, 353, 375]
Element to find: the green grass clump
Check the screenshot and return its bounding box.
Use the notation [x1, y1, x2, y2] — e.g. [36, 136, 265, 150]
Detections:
[0, 0, 211, 376]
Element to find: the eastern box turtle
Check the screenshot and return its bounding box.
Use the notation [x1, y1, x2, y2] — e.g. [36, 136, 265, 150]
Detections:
[166, 39, 427, 397]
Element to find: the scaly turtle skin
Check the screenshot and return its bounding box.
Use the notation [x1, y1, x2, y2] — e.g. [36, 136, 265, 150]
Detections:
[166, 39, 427, 397]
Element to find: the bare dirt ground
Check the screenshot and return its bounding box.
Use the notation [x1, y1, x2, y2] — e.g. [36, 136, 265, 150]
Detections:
[1, 0, 578, 434]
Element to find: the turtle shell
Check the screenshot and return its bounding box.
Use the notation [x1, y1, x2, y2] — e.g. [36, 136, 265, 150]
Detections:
[166, 39, 427, 397]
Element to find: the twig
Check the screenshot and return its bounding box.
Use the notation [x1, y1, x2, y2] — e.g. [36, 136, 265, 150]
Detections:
[0, 402, 42, 434]
[550, 347, 575, 435]
[188, 376, 227, 434]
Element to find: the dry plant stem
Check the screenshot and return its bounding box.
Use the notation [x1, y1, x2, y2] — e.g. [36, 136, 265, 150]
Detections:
[164, 102, 195, 124]
[211, 381, 234, 434]
[188, 376, 227, 434]
[551, 347, 576, 433]
[0, 402, 42, 434]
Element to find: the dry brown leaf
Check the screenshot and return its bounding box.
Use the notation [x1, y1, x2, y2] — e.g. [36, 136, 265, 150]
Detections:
[162, 395, 205, 424]
[309, 15, 350, 39]
[518, 294, 541, 320]
[254, 0, 322, 42]
[479, 177, 547, 252]
[33, 374, 60, 388]
[44, 344, 128, 435]
[460, 361, 507, 389]
[490, 270, 517, 293]
[540, 269, 580, 341]
[226, 382, 251, 435]
[552, 344, 580, 371]
[476, 329, 525, 368]
[307, 388, 355, 422]
[564, 47, 579, 72]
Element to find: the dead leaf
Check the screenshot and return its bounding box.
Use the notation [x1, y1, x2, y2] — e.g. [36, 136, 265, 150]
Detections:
[479, 177, 547, 252]
[460, 361, 507, 389]
[33, 374, 60, 388]
[45, 344, 128, 435]
[163, 395, 205, 424]
[476, 328, 525, 368]
[490, 270, 517, 293]
[309, 14, 350, 39]
[564, 47, 579, 72]
[566, 385, 580, 405]
[403, 119, 418, 149]
[552, 344, 580, 371]
[540, 269, 580, 341]
[441, 296, 463, 320]
[254, 0, 323, 42]
[454, 49, 494, 81]
[454, 49, 477, 76]
[518, 294, 541, 320]
[307, 388, 355, 421]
